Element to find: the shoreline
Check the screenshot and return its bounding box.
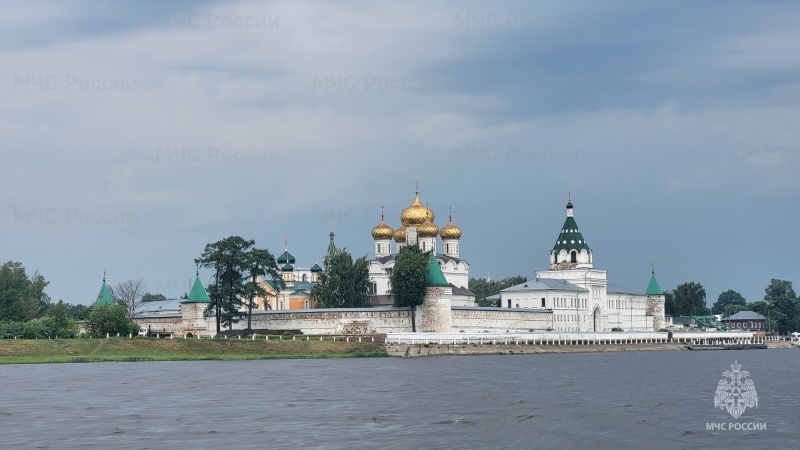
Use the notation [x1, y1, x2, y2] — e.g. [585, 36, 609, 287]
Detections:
[387, 340, 798, 357]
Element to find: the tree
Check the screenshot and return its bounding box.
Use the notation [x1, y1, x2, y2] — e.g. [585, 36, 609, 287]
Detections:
[63, 302, 91, 320]
[243, 248, 282, 330]
[0, 261, 31, 321]
[26, 271, 51, 320]
[141, 292, 167, 302]
[470, 275, 527, 307]
[763, 278, 800, 334]
[86, 303, 138, 337]
[312, 248, 370, 308]
[48, 300, 78, 338]
[115, 279, 147, 318]
[670, 282, 709, 316]
[711, 290, 746, 315]
[390, 245, 429, 307]
[197, 236, 276, 333]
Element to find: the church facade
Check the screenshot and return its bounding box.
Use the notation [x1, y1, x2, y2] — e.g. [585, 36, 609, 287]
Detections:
[499, 198, 666, 332]
[367, 187, 474, 307]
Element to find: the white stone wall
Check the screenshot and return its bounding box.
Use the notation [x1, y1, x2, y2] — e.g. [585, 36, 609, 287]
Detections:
[451, 307, 552, 332]
[244, 308, 414, 334]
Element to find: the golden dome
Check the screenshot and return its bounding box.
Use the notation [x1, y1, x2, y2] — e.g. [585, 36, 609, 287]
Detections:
[440, 208, 462, 239]
[417, 216, 439, 237]
[371, 207, 394, 240]
[400, 191, 434, 226]
[393, 225, 407, 242]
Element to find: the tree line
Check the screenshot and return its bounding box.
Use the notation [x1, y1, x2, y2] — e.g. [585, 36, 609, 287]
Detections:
[0, 260, 153, 338]
[665, 278, 799, 334]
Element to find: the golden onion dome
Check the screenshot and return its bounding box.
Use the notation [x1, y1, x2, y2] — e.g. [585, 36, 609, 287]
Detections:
[400, 192, 434, 226]
[440, 208, 462, 239]
[372, 221, 394, 240]
[371, 207, 394, 240]
[393, 225, 407, 242]
[417, 216, 439, 237]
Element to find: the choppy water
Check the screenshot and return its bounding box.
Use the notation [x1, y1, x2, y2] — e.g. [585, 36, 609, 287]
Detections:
[0, 350, 797, 449]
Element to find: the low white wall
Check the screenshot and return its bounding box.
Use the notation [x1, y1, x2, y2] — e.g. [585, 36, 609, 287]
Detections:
[243, 308, 413, 334]
[452, 307, 552, 332]
[386, 331, 756, 345]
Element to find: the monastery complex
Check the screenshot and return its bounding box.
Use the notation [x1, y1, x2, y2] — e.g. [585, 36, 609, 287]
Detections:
[111, 188, 665, 337]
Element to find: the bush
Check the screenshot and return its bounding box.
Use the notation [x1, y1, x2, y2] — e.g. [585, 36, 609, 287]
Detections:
[0, 320, 24, 339]
[281, 331, 293, 340]
[87, 304, 139, 338]
[611, 327, 623, 332]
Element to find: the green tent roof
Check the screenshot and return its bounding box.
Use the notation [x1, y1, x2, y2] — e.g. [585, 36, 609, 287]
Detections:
[310, 263, 322, 273]
[184, 271, 210, 303]
[645, 270, 662, 295]
[426, 253, 449, 287]
[95, 273, 115, 305]
[552, 215, 590, 254]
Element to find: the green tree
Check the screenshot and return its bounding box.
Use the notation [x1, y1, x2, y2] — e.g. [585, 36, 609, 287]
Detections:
[63, 302, 91, 320]
[722, 303, 748, 318]
[0, 261, 31, 321]
[26, 271, 51, 320]
[390, 245, 429, 307]
[244, 248, 282, 330]
[312, 249, 370, 308]
[141, 292, 168, 302]
[670, 282, 709, 316]
[711, 290, 747, 315]
[470, 276, 527, 307]
[197, 236, 277, 333]
[763, 279, 800, 334]
[86, 303, 138, 337]
[48, 300, 78, 338]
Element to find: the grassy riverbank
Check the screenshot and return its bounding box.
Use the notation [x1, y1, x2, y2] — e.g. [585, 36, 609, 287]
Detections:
[0, 337, 387, 364]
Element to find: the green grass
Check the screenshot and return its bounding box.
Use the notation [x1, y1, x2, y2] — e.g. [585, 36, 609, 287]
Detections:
[0, 337, 388, 364]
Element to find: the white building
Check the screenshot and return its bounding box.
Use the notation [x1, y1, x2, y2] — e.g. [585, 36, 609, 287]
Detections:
[500, 197, 666, 332]
[368, 187, 474, 307]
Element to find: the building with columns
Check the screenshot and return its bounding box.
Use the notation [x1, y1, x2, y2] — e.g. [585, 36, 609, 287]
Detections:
[368, 186, 474, 307]
[500, 198, 666, 332]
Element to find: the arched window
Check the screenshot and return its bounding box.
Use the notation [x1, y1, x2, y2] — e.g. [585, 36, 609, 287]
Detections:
[302, 274, 307, 282]
[570, 251, 577, 263]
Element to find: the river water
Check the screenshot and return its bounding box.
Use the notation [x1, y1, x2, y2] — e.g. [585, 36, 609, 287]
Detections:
[0, 350, 797, 449]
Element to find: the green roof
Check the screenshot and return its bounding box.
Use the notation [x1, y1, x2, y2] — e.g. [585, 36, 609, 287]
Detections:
[94, 273, 115, 305]
[645, 270, 662, 295]
[281, 263, 294, 271]
[426, 253, 449, 287]
[277, 250, 295, 264]
[184, 271, 210, 303]
[325, 230, 337, 261]
[552, 215, 590, 254]
[310, 263, 322, 272]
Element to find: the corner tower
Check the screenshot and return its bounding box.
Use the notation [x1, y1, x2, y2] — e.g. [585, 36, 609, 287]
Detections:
[550, 195, 593, 269]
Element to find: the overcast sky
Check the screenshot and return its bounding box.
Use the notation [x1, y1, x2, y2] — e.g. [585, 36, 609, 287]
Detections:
[2, 0, 798, 306]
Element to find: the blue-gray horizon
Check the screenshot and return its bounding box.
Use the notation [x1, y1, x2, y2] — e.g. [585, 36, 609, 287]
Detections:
[1, 1, 798, 305]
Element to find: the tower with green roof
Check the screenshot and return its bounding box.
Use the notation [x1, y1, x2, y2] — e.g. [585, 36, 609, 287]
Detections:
[180, 270, 212, 333]
[550, 195, 593, 269]
[420, 252, 453, 332]
[645, 265, 666, 331]
[324, 229, 337, 269]
[94, 273, 115, 305]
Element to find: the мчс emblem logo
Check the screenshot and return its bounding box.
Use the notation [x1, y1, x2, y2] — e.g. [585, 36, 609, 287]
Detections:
[714, 360, 758, 419]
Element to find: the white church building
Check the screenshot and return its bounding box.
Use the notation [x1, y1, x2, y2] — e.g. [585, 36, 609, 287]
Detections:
[500, 198, 666, 332]
[367, 187, 474, 307]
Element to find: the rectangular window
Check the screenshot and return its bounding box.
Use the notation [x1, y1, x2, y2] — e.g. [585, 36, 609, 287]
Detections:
[541, 298, 545, 308]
